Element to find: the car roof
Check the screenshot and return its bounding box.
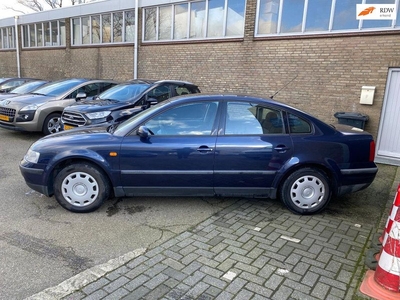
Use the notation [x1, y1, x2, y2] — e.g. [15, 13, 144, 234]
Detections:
[126, 79, 198, 87]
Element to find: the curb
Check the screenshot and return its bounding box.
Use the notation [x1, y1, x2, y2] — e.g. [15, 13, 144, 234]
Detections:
[25, 248, 147, 300]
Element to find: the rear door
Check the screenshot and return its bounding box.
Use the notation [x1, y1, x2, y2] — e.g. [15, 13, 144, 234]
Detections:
[213, 101, 293, 197]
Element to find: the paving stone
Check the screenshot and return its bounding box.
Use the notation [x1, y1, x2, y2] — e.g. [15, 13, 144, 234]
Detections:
[83, 290, 108, 300]
[233, 289, 254, 299]
[311, 282, 330, 299]
[124, 274, 150, 292]
[122, 286, 150, 300]
[103, 287, 130, 300]
[103, 276, 130, 293]
[245, 282, 273, 298]
[265, 273, 284, 291]
[82, 277, 111, 295]
[144, 273, 169, 290]
[162, 267, 187, 281]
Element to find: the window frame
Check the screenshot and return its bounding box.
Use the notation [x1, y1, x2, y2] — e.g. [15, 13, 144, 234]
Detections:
[71, 9, 135, 46]
[21, 20, 65, 48]
[255, 0, 400, 37]
[142, 0, 246, 43]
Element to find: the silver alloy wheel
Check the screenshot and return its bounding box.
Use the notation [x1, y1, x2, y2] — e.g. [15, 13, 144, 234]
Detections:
[290, 175, 325, 209]
[47, 116, 62, 133]
[61, 171, 99, 207]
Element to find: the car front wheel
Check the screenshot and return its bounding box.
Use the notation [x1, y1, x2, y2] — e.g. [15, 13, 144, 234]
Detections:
[280, 168, 331, 215]
[54, 163, 110, 213]
[43, 112, 62, 135]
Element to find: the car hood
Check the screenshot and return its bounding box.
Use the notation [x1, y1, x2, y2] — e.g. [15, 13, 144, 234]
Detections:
[2, 94, 54, 105]
[0, 93, 20, 100]
[66, 99, 131, 113]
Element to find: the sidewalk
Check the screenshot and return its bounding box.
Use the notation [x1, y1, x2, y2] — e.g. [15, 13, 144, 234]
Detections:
[27, 166, 400, 300]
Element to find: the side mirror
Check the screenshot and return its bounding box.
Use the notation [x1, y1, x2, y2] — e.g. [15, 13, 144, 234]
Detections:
[142, 97, 157, 109]
[137, 126, 150, 139]
[76, 92, 87, 101]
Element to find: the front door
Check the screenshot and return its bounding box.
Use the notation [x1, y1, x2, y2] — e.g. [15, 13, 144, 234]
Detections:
[119, 101, 220, 195]
[375, 68, 400, 166]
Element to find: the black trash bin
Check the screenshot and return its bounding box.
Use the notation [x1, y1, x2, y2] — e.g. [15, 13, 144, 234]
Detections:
[334, 112, 369, 130]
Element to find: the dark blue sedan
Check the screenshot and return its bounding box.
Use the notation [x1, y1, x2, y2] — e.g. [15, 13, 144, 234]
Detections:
[19, 94, 378, 214]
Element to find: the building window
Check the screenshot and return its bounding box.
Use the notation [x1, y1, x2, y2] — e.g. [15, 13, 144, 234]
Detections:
[22, 20, 66, 48]
[0, 27, 15, 49]
[71, 10, 135, 46]
[143, 0, 246, 42]
[256, 0, 400, 36]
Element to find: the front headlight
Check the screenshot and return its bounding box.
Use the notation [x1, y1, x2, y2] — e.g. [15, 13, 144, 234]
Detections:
[24, 149, 40, 163]
[20, 103, 45, 111]
[86, 111, 111, 120]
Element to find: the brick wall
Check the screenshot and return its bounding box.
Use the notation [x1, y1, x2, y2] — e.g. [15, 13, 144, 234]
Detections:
[1, 4, 399, 138]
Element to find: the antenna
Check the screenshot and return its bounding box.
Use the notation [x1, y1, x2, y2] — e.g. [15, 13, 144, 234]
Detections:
[270, 74, 298, 99]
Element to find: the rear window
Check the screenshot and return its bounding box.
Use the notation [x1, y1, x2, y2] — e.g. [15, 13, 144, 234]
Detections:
[288, 113, 311, 133]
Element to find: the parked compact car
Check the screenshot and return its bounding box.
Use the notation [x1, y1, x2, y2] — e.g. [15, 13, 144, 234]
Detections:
[0, 78, 39, 93]
[20, 94, 378, 214]
[61, 79, 200, 130]
[0, 78, 118, 135]
[0, 80, 50, 100]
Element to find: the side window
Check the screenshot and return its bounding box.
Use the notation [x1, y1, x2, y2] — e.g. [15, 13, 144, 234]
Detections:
[175, 86, 192, 95]
[147, 85, 171, 103]
[260, 107, 283, 134]
[99, 82, 116, 93]
[288, 113, 311, 133]
[225, 102, 283, 135]
[144, 102, 218, 135]
[84, 83, 101, 97]
[65, 83, 100, 99]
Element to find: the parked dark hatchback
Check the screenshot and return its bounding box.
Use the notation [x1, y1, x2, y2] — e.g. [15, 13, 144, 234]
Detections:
[20, 94, 378, 214]
[61, 79, 200, 130]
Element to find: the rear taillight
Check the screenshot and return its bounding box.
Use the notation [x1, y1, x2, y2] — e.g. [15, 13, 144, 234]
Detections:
[370, 140, 376, 162]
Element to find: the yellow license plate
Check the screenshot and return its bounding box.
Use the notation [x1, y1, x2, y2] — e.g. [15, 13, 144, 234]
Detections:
[0, 114, 9, 121]
[63, 124, 76, 130]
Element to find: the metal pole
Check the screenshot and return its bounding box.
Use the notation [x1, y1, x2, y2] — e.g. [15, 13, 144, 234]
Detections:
[134, 0, 139, 79]
[14, 16, 21, 78]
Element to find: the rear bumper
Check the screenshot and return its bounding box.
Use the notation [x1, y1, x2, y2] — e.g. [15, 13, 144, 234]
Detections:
[337, 166, 378, 195]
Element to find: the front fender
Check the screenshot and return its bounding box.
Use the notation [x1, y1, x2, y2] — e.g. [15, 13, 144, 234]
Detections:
[44, 148, 119, 190]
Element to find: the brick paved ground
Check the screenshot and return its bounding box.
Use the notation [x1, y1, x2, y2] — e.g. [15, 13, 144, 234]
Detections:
[30, 165, 400, 300]
[43, 198, 374, 300]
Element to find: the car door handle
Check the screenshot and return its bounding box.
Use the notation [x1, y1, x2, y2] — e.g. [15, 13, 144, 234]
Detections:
[274, 145, 290, 153]
[197, 146, 213, 153]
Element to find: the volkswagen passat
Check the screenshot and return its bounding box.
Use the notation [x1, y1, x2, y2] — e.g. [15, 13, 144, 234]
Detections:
[20, 94, 378, 214]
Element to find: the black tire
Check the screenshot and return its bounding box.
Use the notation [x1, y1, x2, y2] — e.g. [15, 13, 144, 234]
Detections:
[280, 168, 331, 215]
[43, 113, 62, 135]
[54, 163, 110, 213]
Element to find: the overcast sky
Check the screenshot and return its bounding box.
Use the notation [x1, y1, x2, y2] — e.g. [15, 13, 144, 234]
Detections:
[0, 0, 33, 20]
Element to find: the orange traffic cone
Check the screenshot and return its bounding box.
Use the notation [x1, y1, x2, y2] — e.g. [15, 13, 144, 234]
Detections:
[380, 184, 400, 244]
[360, 184, 400, 299]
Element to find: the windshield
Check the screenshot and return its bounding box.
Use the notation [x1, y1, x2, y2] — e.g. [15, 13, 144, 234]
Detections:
[114, 100, 169, 134]
[11, 81, 46, 94]
[0, 78, 11, 84]
[99, 83, 150, 101]
[32, 79, 87, 97]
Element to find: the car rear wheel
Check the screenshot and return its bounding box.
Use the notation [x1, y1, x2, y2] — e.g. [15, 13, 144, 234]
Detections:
[280, 168, 331, 215]
[43, 112, 62, 135]
[53, 163, 110, 213]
